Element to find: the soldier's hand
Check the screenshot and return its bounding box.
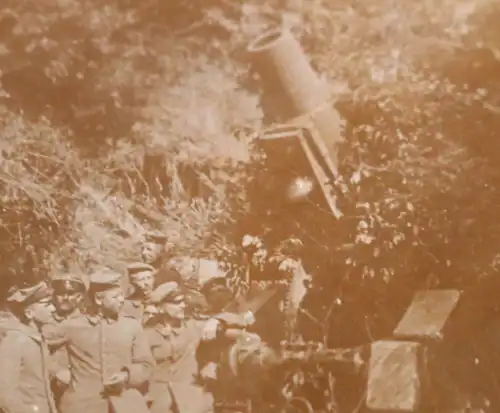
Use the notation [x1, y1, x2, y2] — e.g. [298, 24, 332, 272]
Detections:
[202, 318, 220, 341]
[242, 310, 255, 326]
[104, 371, 129, 393]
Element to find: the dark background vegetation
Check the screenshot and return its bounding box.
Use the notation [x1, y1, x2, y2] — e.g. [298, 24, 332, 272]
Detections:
[1, 0, 500, 410]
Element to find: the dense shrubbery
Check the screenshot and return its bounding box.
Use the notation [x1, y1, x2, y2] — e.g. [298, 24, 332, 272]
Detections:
[0, 0, 498, 293]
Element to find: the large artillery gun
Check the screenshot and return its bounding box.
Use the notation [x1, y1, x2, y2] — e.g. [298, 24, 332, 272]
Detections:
[213, 288, 463, 413]
[243, 26, 474, 413]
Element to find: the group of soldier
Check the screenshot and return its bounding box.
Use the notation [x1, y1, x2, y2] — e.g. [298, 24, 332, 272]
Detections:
[0, 231, 277, 413]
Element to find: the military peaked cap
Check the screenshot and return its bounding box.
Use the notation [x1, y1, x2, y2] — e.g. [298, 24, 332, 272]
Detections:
[51, 273, 86, 293]
[144, 230, 168, 244]
[7, 282, 53, 306]
[148, 281, 184, 305]
[127, 262, 156, 277]
[89, 269, 122, 291]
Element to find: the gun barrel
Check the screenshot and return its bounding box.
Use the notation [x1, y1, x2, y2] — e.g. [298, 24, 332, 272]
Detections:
[280, 342, 366, 369]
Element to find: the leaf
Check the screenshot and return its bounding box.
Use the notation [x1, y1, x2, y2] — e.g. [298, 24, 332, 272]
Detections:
[355, 233, 375, 245]
[350, 170, 362, 184]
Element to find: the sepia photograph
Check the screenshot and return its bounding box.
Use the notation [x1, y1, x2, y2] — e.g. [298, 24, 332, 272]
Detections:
[0, 0, 499, 412]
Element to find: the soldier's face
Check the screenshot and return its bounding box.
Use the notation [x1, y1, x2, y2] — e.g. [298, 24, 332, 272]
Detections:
[27, 298, 55, 324]
[54, 291, 82, 314]
[162, 300, 186, 320]
[141, 243, 162, 264]
[96, 288, 125, 315]
[131, 271, 155, 297]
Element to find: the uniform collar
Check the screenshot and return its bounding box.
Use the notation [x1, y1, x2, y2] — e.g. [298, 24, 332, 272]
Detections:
[126, 291, 147, 304]
[52, 309, 81, 323]
[86, 313, 119, 325]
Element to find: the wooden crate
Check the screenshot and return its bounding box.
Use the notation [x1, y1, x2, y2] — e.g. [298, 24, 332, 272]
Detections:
[367, 340, 422, 411]
[393, 290, 461, 340]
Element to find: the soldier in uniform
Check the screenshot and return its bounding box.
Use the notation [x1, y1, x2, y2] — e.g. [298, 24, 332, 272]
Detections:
[141, 230, 182, 284]
[48, 273, 87, 406]
[123, 262, 156, 321]
[141, 230, 209, 316]
[196, 281, 282, 413]
[50, 273, 87, 321]
[141, 230, 168, 268]
[0, 282, 58, 413]
[144, 281, 255, 413]
[44, 269, 155, 413]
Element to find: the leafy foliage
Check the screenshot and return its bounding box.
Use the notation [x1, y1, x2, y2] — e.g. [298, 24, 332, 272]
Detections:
[0, 0, 497, 288]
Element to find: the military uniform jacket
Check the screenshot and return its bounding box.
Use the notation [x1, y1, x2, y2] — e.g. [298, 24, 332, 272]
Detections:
[122, 293, 145, 321]
[0, 322, 57, 413]
[48, 310, 81, 379]
[146, 313, 253, 413]
[45, 313, 154, 413]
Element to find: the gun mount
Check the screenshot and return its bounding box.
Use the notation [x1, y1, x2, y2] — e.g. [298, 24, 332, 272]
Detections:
[211, 334, 367, 413]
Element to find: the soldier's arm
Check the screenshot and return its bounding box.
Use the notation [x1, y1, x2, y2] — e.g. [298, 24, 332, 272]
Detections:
[42, 321, 72, 384]
[0, 333, 28, 413]
[223, 328, 250, 340]
[200, 312, 254, 343]
[42, 321, 69, 350]
[212, 311, 254, 329]
[124, 322, 156, 387]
